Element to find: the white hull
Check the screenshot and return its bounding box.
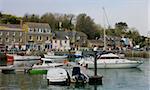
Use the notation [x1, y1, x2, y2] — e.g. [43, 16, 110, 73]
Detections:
[79, 53, 143, 69]
[13, 55, 41, 60]
[87, 63, 142, 69]
[44, 54, 67, 59]
[7, 54, 41, 67]
[32, 63, 64, 70]
[13, 60, 38, 67]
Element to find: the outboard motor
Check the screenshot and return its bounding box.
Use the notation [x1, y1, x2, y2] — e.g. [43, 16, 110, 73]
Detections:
[72, 67, 87, 83]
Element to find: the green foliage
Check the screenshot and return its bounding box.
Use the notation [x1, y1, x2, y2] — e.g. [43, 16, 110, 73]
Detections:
[76, 13, 98, 39]
[40, 13, 57, 30]
[23, 14, 40, 22]
[0, 13, 21, 24]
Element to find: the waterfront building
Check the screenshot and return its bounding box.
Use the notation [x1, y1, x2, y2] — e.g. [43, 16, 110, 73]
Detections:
[0, 24, 25, 51]
[53, 30, 87, 51]
[23, 22, 52, 51]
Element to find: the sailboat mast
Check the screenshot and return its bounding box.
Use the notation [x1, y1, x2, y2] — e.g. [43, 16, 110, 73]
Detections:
[102, 7, 106, 50]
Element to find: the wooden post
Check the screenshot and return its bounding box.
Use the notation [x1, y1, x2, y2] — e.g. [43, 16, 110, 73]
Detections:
[94, 51, 97, 76]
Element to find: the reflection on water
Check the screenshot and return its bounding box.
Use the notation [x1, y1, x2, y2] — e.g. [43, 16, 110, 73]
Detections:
[0, 58, 149, 90]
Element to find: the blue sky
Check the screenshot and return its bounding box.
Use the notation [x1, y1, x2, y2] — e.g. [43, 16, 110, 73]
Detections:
[0, 0, 149, 36]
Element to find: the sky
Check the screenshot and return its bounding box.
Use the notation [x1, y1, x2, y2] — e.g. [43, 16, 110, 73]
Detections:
[0, 0, 149, 36]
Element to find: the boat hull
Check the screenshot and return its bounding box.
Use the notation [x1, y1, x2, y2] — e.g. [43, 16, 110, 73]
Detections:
[86, 63, 142, 69]
[47, 79, 69, 85]
[44, 55, 67, 59]
[29, 69, 47, 74]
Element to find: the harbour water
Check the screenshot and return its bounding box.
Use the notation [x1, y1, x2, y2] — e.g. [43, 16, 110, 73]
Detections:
[0, 58, 149, 90]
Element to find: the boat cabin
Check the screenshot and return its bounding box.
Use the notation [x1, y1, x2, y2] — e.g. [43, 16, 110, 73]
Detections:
[97, 53, 120, 59]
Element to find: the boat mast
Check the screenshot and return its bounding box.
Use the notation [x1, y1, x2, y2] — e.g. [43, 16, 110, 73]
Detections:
[102, 7, 110, 51]
[102, 7, 106, 50]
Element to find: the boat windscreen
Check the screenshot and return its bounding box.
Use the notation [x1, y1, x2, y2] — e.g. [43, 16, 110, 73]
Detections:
[100, 57, 119, 59]
[45, 61, 52, 63]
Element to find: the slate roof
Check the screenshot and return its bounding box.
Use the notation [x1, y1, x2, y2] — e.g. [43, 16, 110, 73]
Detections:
[54, 30, 87, 40]
[0, 24, 22, 31]
[0, 24, 21, 29]
[25, 22, 51, 29]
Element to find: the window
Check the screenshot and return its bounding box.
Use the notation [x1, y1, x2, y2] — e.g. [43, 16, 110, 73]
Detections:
[55, 40, 57, 43]
[6, 32, 9, 35]
[20, 32, 22, 36]
[29, 36, 33, 41]
[43, 29, 46, 33]
[0, 38, 2, 42]
[46, 37, 49, 40]
[37, 36, 39, 41]
[65, 40, 67, 43]
[19, 39, 22, 42]
[40, 36, 42, 41]
[6, 38, 9, 42]
[38, 28, 41, 32]
[13, 32, 16, 36]
[34, 28, 36, 32]
[13, 38, 16, 42]
[29, 28, 33, 32]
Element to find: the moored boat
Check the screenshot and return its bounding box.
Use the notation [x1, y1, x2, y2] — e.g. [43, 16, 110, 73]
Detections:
[79, 53, 143, 69]
[6, 54, 41, 66]
[44, 51, 67, 59]
[44, 54, 67, 59]
[47, 68, 70, 85]
[28, 58, 64, 74]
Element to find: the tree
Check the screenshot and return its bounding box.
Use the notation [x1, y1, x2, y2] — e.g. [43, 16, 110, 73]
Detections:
[115, 22, 128, 36]
[40, 13, 57, 30]
[76, 13, 97, 39]
[61, 14, 74, 30]
[0, 14, 20, 24]
[23, 14, 40, 22]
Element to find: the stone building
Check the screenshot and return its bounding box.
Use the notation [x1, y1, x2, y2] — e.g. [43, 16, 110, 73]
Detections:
[23, 22, 52, 50]
[0, 24, 25, 50]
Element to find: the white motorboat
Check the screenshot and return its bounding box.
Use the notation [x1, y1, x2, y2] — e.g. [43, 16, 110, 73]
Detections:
[28, 58, 64, 74]
[44, 51, 67, 59]
[78, 53, 143, 69]
[47, 68, 70, 85]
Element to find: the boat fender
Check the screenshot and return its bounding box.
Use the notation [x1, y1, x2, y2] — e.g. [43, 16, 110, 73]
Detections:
[85, 64, 88, 68]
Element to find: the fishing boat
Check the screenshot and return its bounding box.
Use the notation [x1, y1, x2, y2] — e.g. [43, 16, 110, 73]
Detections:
[28, 58, 64, 74]
[47, 68, 70, 85]
[78, 53, 143, 69]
